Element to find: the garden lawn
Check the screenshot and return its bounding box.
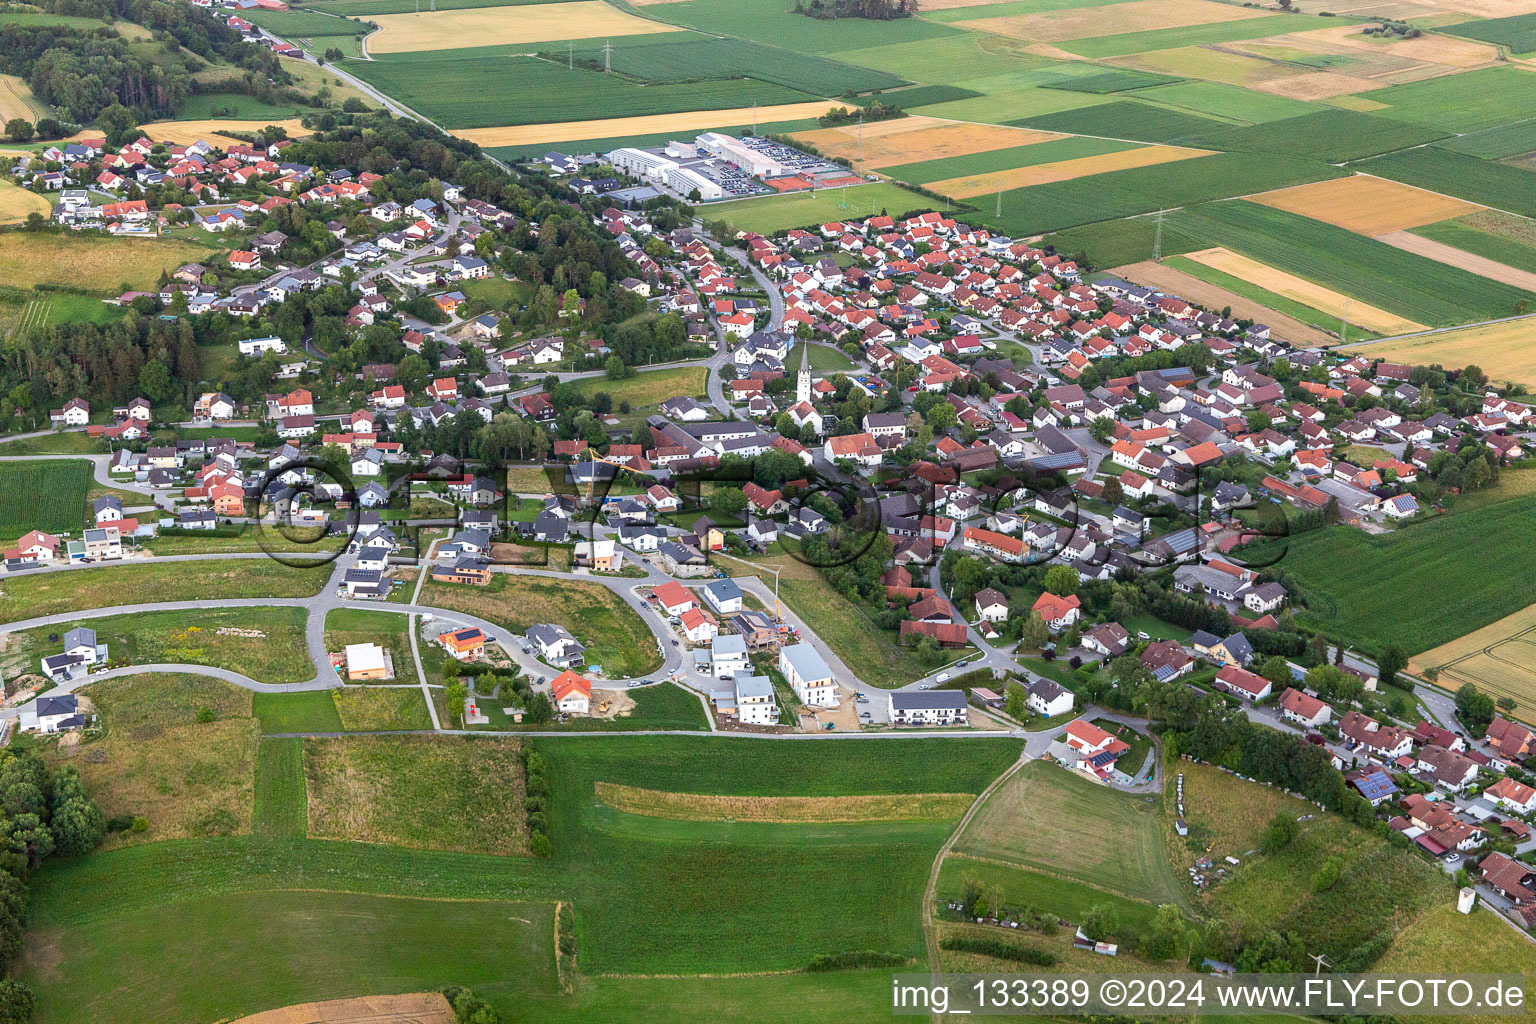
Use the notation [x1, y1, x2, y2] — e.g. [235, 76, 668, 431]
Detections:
[0, 559, 328, 623]
[305, 735, 527, 854]
[423, 574, 659, 678]
[15, 606, 310, 685]
[0, 459, 89, 536]
[570, 365, 707, 407]
[252, 690, 344, 733]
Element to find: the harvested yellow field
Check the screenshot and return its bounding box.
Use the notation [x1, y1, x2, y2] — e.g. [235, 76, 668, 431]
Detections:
[454, 101, 840, 147]
[1110, 45, 1301, 88]
[233, 993, 456, 1024]
[1250, 175, 1483, 235]
[1114, 259, 1340, 348]
[595, 782, 976, 822]
[0, 74, 45, 124]
[1347, 317, 1536, 388]
[365, 0, 672, 54]
[1325, 93, 1390, 111]
[926, 144, 1213, 199]
[1409, 602, 1536, 722]
[1290, 23, 1499, 68]
[0, 232, 214, 291]
[795, 117, 1063, 171]
[76, 118, 313, 148]
[1184, 247, 1427, 334]
[0, 181, 52, 226]
[966, 0, 1273, 44]
[1254, 69, 1391, 100]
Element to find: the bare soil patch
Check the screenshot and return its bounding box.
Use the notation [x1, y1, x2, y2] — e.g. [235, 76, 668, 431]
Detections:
[1377, 229, 1536, 293]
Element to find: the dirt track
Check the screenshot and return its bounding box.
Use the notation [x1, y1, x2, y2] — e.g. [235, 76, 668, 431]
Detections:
[232, 992, 454, 1024]
[1376, 230, 1536, 295]
[1112, 259, 1340, 348]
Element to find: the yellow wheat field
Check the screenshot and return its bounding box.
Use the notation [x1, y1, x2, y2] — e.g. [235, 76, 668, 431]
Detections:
[795, 117, 1064, 171]
[1410, 601, 1536, 722]
[365, 0, 673, 54]
[1183, 247, 1427, 334]
[454, 101, 840, 147]
[965, 0, 1273, 44]
[0, 182, 52, 226]
[0, 74, 46, 124]
[926, 144, 1213, 199]
[1249, 174, 1483, 236]
[595, 782, 976, 823]
[69, 118, 313, 148]
[1345, 318, 1536, 388]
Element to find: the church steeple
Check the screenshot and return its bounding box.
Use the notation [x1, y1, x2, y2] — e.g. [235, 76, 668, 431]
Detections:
[796, 342, 811, 405]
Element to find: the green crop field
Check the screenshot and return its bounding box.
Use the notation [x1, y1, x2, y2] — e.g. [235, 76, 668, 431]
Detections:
[1443, 12, 1536, 54]
[853, 84, 980, 108]
[546, 36, 905, 95]
[1042, 214, 1209, 269]
[1183, 109, 1448, 163]
[252, 690, 345, 733]
[986, 152, 1345, 236]
[920, 0, 1132, 21]
[1357, 146, 1536, 219]
[253, 738, 307, 838]
[243, 8, 362, 37]
[1163, 254, 1371, 338]
[1243, 494, 1536, 656]
[878, 136, 1138, 185]
[704, 182, 939, 236]
[642, 0, 961, 54]
[1167, 201, 1536, 327]
[0, 459, 89, 536]
[1411, 217, 1536, 276]
[348, 55, 818, 129]
[305, 0, 581, 12]
[1056, 15, 1292, 59]
[1014, 99, 1227, 143]
[1040, 68, 1181, 93]
[1129, 80, 1320, 124]
[1372, 66, 1536, 133]
[1439, 118, 1536, 159]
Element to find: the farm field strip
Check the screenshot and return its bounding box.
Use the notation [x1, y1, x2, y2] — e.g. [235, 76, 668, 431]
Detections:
[594, 782, 975, 822]
[453, 101, 838, 147]
[923, 143, 1213, 198]
[1113, 259, 1341, 347]
[1248, 173, 1484, 235]
[1342, 317, 1536, 389]
[1182, 246, 1426, 333]
[1409, 601, 1536, 720]
[874, 136, 1137, 185]
[364, 0, 676, 53]
[1375, 229, 1536, 293]
[794, 117, 1066, 172]
[961, 0, 1272, 45]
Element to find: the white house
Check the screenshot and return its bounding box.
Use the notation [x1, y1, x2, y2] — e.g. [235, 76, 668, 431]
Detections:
[238, 335, 287, 357]
[702, 579, 743, 615]
[779, 643, 836, 707]
[711, 634, 750, 679]
[974, 588, 1009, 624]
[680, 607, 719, 645]
[732, 674, 778, 726]
[19, 694, 84, 733]
[551, 670, 592, 715]
[1026, 679, 1074, 718]
[889, 689, 967, 726]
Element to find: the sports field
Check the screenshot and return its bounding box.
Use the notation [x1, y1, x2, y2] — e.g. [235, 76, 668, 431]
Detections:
[1250, 174, 1484, 235]
[793, 117, 1062, 172]
[1181, 246, 1427, 333]
[1345, 318, 1536, 388]
[924, 143, 1212, 198]
[365, 0, 673, 53]
[455, 102, 835, 147]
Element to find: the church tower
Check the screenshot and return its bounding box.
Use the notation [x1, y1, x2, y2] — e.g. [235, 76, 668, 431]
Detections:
[796, 342, 811, 406]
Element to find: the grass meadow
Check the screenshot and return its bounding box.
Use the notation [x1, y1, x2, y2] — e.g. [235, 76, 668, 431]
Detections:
[0, 559, 329, 623]
[703, 183, 942, 236]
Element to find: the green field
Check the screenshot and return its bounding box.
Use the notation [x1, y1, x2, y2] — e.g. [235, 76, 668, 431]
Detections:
[484, 116, 821, 164]
[547, 36, 905, 95]
[1443, 12, 1536, 54]
[1166, 200, 1536, 327]
[0, 432, 101, 455]
[1129, 80, 1319, 124]
[333, 686, 433, 731]
[306, 0, 580, 12]
[1372, 65, 1536, 133]
[252, 737, 307, 838]
[12, 607, 311, 685]
[986, 152, 1345, 236]
[177, 92, 310, 121]
[703, 182, 939, 235]
[0, 559, 330, 624]
[952, 761, 1187, 910]
[936, 856, 1162, 934]
[1013, 99, 1229, 144]
[806, 343, 857, 371]
[0, 459, 90, 536]
[423, 574, 660, 678]
[569, 365, 708, 408]
[1040, 68, 1181, 93]
[1245, 493, 1536, 656]
[853, 83, 980, 108]
[1056, 15, 1293, 59]
[642, 0, 962, 54]
[1162, 254, 1368, 338]
[348, 55, 817, 129]
[243, 7, 364, 37]
[1438, 117, 1536, 158]
[21, 734, 1021, 1020]
[252, 690, 345, 733]
[1183, 108, 1448, 163]
[877, 136, 1137, 185]
[1357, 146, 1536, 219]
[1042, 214, 1210, 269]
[1411, 217, 1536, 275]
